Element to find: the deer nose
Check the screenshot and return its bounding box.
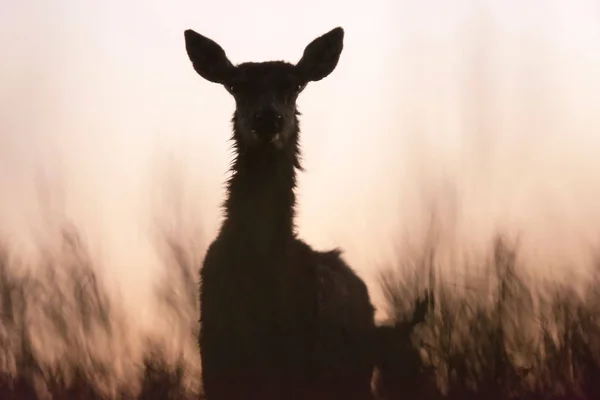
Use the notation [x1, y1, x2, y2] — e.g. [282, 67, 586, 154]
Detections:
[253, 110, 282, 123]
[252, 109, 283, 133]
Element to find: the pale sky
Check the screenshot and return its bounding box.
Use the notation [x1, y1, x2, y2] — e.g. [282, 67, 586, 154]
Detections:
[1, 0, 600, 327]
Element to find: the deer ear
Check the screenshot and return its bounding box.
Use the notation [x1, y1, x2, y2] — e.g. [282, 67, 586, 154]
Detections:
[296, 27, 344, 82]
[184, 29, 234, 84]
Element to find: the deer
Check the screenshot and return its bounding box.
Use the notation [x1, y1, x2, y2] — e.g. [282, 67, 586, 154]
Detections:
[184, 27, 377, 400]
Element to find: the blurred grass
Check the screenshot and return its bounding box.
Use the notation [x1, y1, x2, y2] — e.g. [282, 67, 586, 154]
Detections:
[0, 225, 202, 400]
[375, 234, 600, 400]
[0, 225, 598, 399]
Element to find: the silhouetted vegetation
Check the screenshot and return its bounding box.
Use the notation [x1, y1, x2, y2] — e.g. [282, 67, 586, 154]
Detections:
[0, 225, 598, 399]
[375, 235, 600, 400]
[0, 226, 201, 399]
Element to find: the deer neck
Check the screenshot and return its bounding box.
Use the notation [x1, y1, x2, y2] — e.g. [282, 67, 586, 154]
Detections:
[220, 128, 300, 255]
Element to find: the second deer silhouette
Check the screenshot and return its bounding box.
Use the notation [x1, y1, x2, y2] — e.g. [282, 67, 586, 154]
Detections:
[184, 27, 377, 400]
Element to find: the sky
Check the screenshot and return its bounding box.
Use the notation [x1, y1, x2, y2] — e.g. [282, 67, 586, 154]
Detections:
[1, 0, 600, 327]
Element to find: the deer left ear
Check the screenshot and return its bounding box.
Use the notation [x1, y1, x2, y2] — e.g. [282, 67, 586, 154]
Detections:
[184, 29, 235, 85]
[296, 27, 344, 83]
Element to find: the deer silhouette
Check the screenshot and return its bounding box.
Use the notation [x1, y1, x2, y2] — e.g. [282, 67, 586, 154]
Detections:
[184, 27, 377, 400]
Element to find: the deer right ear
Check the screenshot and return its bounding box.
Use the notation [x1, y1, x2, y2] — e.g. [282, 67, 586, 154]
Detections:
[184, 30, 234, 85]
[296, 27, 344, 83]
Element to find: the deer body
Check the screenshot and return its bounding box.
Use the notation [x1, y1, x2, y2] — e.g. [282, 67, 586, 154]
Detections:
[184, 27, 376, 400]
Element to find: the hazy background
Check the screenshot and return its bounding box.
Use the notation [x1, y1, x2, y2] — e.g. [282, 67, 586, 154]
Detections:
[1, 0, 600, 363]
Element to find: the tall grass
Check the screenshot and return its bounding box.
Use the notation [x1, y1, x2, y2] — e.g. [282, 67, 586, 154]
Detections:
[375, 235, 600, 400]
[0, 223, 598, 399]
[0, 225, 202, 399]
